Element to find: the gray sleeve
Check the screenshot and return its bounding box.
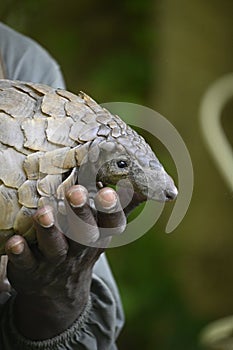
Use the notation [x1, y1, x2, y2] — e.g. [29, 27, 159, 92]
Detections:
[0, 274, 122, 350]
[0, 22, 65, 88]
[93, 254, 125, 340]
[0, 21, 124, 349]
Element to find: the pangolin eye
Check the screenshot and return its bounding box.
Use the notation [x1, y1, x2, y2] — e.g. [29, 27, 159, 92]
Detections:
[117, 160, 128, 168]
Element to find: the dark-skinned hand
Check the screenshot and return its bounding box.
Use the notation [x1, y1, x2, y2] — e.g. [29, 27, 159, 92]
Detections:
[4, 184, 144, 340]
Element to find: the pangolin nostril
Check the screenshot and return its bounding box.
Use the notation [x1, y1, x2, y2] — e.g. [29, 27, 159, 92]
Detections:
[164, 188, 178, 201]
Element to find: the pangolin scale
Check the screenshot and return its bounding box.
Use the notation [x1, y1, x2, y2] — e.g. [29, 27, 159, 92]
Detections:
[0, 79, 177, 254]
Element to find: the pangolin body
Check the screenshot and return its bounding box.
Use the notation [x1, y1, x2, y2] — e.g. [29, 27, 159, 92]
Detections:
[0, 79, 177, 253]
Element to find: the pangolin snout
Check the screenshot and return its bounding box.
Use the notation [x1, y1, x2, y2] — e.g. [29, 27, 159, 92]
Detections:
[164, 186, 178, 201]
[144, 168, 178, 202]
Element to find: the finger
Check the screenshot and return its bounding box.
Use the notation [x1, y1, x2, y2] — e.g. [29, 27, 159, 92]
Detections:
[65, 185, 100, 247]
[0, 256, 11, 292]
[5, 235, 37, 271]
[94, 188, 127, 238]
[33, 206, 68, 261]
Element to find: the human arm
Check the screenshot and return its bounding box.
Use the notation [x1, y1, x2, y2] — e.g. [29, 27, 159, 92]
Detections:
[0, 185, 126, 349]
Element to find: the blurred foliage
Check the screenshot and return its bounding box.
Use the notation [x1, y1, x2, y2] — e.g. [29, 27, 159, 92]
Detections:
[1, 1, 233, 349]
[1, 0, 154, 102]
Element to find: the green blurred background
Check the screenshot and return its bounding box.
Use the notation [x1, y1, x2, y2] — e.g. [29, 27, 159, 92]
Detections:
[1, 0, 233, 349]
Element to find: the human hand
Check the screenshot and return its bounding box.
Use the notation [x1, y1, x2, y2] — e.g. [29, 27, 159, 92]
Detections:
[5, 185, 127, 340]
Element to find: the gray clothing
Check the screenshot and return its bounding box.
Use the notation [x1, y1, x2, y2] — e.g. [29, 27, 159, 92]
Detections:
[0, 22, 65, 87]
[0, 22, 124, 350]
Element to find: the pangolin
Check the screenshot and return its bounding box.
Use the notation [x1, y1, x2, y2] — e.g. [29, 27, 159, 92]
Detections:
[0, 79, 178, 254]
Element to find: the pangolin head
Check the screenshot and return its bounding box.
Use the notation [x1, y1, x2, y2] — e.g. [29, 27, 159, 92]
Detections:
[85, 114, 178, 203]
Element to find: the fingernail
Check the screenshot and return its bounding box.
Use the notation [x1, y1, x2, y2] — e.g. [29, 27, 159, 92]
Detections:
[36, 208, 54, 228]
[96, 188, 118, 210]
[9, 242, 24, 255]
[67, 186, 88, 208]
